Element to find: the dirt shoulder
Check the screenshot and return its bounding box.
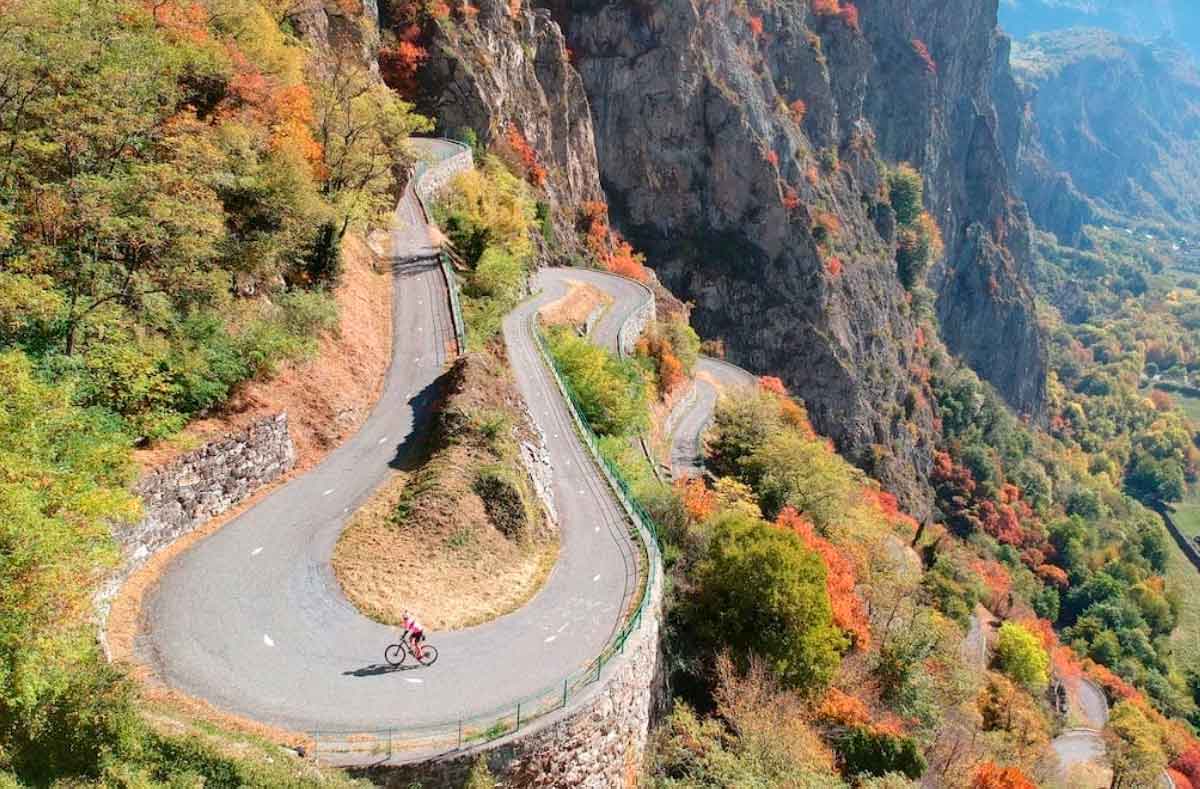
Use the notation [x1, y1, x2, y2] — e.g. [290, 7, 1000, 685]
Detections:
[333, 348, 558, 631]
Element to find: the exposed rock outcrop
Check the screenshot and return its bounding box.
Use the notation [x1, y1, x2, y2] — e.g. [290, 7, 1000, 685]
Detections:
[417, 0, 605, 262]
[288, 0, 383, 78]
[532, 0, 1053, 513]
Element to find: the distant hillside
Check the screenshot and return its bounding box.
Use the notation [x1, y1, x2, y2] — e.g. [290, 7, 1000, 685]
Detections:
[1009, 28, 1200, 240]
[999, 0, 1200, 58]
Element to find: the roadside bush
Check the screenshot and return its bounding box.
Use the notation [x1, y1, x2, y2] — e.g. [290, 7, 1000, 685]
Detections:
[545, 326, 648, 437]
[435, 156, 536, 266]
[994, 622, 1050, 689]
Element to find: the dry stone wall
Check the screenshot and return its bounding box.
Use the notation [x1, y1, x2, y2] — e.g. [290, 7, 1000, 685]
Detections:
[414, 146, 474, 208]
[96, 414, 295, 642]
[361, 572, 664, 789]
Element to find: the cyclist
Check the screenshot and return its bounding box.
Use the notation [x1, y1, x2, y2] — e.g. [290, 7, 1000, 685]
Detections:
[401, 611, 425, 660]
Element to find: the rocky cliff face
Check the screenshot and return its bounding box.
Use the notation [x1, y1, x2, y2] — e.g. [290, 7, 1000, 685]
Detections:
[416, 0, 605, 262]
[535, 0, 1050, 513]
[288, 0, 383, 78]
[1009, 29, 1200, 237]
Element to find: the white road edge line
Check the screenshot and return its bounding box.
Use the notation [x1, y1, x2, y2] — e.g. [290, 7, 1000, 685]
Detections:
[251, 547, 263, 557]
[263, 634, 275, 647]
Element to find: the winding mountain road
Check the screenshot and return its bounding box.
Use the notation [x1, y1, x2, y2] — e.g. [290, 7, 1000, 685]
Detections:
[139, 141, 652, 740]
[668, 356, 757, 479]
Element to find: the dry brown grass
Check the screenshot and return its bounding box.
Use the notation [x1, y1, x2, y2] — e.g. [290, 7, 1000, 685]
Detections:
[539, 279, 611, 329]
[333, 349, 558, 632]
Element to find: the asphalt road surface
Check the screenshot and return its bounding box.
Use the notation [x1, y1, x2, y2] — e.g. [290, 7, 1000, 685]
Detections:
[140, 143, 653, 736]
[669, 356, 757, 479]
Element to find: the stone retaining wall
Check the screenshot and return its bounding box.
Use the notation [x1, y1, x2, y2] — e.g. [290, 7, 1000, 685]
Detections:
[1159, 505, 1200, 573]
[96, 414, 295, 642]
[618, 286, 656, 357]
[415, 147, 473, 208]
[360, 571, 664, 789]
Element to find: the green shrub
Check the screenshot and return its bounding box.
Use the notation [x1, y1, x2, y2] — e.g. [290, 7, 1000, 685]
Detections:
[689, 511, 845, 692]
[545, 326, 648, 437]
[995, 621, 1050, 689]
[835, 726, 926, 780]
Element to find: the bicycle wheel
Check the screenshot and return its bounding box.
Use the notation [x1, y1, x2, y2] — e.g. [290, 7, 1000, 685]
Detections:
[384, 643, 406, 667]
[416, 644, 438, 667]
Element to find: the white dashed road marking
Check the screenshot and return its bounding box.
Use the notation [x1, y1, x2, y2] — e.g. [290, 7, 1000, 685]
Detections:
[544, 635, 557, 644]
[404, 678, 423, 684]
[378, 436, 389, 444]
[263, 634, 275, 648]
[593, 574, 601, 582]
[251, 547, 263, 557]
[323, 489, 335, 496]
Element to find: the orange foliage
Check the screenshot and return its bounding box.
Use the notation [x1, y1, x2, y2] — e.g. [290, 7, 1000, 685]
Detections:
[1036, 563, 1069, 588]
[748, 15, 764, 37]
[1149, 388, 1174, 412]
[580, 201, 650, 282]
[144, 0, 209, 42]
[429, 0, 451, 18]
[825, 256, 843, 277]
[505, 123, 547, 187]
[863, 487, 919, 534]
[508, 0, 521, 16]
[763, 149, 780, 168]
[789, 99, 808, 124]
[677, 477, 717, 521]
[971, 762, 1037, 789]
[817, 687, 872, 727]
[637, 334, 686, 395]
[813, 210, 842, 239]
[811, 0, 860, 32]
[759, 375, 788, 396]
[971, 559, 1012, 611]
[270, 85, 324, 172]
[912, 39, 937, 74]
[914, 326, 926, 349]
[777, 507, 870, 648]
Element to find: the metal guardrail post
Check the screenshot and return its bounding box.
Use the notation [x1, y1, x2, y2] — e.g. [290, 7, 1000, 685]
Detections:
[516, 702, 522, 731]
[458, 719, 463, 749]
[562, 678, 568, 708]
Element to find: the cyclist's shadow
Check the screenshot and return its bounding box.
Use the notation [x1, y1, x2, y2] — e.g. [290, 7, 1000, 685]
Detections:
[342, 662, 422, 678]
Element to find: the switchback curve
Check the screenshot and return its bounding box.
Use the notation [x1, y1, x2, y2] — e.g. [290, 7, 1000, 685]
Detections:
[139, 143, 655, 741]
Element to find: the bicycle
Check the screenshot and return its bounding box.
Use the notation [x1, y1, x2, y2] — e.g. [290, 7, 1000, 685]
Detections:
[384, 637, 439, 668]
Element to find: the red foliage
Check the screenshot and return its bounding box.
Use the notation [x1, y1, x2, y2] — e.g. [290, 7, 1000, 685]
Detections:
[971, 559, 1012, 611]
[825, 256, 843, 277]
[1172, 746, 1200, 788]
[912, 38, 937, 74]
[748, 15, 764, 37]
[789, 98, 808, 124]
[971, 762, 1037, 789]
[914, 326, 926, 349]
[777, 507, 870, 648]
[379, 39, 429, 96]
[505, 123, 547, 187]
[763, 149, 780, 168]
[1169, 770, 1194, 789]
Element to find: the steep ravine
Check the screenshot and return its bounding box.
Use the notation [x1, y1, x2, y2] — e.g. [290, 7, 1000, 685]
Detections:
[533, 0, 1048, 515]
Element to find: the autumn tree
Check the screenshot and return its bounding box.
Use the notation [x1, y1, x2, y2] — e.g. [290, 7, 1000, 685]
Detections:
[307, 56, 432, 282]
[994, 622, 1050, 690]
[1106, 701, 1169, 789]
